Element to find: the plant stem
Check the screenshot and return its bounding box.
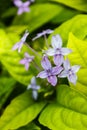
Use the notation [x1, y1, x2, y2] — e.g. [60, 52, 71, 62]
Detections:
[25, 43, 41, 57]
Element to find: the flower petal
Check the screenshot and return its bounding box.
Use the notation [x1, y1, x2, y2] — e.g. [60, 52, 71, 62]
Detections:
[37, 71, 47, 78]
[32, 29, 53, 41]
[44, 29, 53, 34]
[52, 66, 63, 75]
[31, 76, 36, 85]
[13, 0, 22, 7]
[27, 84, 32, 90]
[32, 90, 38, 100]
[47, 75, 57, 86]
[53, 54, 63, 66]
[24, 52, 30, 58]
[71, 65, 80, 73]
[36, 85, 40, 90]
[46, 48, 56, 56]
[63, 59, 70, 70]
[68, 74, 77, 85]
[25, 62, 29, 70]
[21, 30, 29, 43]
[61, 48, 72, 55]
[20, 58, 26, 64]
[23, 1, 30, 6]
[51, 35, 62, 49]
[24, 7, 30, 12]
[32, 35, 41, 41]
[18, 42, 23, 52]
[58, 70, 68, 78]
[41, 56, 51, 70]
[17, 7, 24, 15]
[12, 42, 19, 50]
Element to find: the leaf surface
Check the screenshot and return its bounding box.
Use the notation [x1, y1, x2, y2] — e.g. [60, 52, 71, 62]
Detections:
[50, 0, 87, 12]
[0, 91, 46, 130]
[0, 29, 38, 85]
[39, 85, 87, 130]
[49, 15, 87, 45]
[67, 33, 87, 95]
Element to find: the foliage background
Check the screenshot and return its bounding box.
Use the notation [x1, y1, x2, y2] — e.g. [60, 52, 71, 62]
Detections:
[0, 0, 87, 130]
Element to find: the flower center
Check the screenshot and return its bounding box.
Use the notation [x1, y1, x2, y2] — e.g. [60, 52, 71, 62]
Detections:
[46, 69, 52, 76]
[68, 69, 74, 76]
[56, 48, 61, 55]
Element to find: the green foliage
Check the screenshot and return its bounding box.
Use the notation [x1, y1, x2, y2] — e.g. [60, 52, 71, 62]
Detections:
[17, 122, 41, 130]
[0, 29, 38, 85]
[12, 3, 80, 33]
[51, 7, 79, 24]
[12, 3, 60, 32]
[67, 33, 87, 95]
[50, 0, 87, 12]
[39, 85, 87, 130]
[0, 1, 87, 130]
[0, 91, 46, 130]
[6, 25, 27, 35]
[0, 77, 16, 97]
[49, 14, 87, 45]
[0, 77, 16, 109]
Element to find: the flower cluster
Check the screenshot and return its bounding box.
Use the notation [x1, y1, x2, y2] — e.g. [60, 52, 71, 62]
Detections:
[37, 55, 63, 86]
[20, 52, 34, 70]
[12, 30, 80, 99]
[13, 0, 35, 15]
[12, 30, 29, 52]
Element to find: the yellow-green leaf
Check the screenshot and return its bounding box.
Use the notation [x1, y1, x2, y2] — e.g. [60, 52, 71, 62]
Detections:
[0, 91, 46, 130]
[39, 85, 87, 130]
[0, 29, 38, 85]
[67, 33, 87, 95]
[50, 0, 87, 12]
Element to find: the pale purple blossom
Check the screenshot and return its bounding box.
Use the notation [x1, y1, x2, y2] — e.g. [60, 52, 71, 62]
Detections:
[46, 35, 72, 66]
[32, 29, 53, 41]
[37, 56, 63, 86]
[27, 76, 40, 100]
[12, 30, 29, 53]
[58, 59, 80, 85]
[13, 0, 30, 15]
[20, 52, 34, 70]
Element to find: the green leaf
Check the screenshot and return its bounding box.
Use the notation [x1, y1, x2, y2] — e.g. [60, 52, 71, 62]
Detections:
[1, 7, 16, 18]
[67, 33, 87, 95]
[12, 3, 60, 32]
[39, 85, 87, 130]
[50, 0, 87, 12]
[51, 7, 79, 24]
[0, 77, 16, 109]
[49, 15, 87, 46]
[6, 25, 28, 35]
[0, 29, 38, 85]
[0, 91, 46, 130]
[12, 3, 79, 33]
[17, 122, 41, 130]
[0, 77, 16, 96]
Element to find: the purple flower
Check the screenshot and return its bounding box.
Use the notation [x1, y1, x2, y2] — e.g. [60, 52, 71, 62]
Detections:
[13, 0, 30, 15]
[27, 76, 40, 100]
[58, 59, 80, 85]
[37, 56, 63, 86]
[12, 30, 29, 53]
[46, 35, 72, 66]
[32, 29, 53, 41]
[20, 52, 34, 70]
